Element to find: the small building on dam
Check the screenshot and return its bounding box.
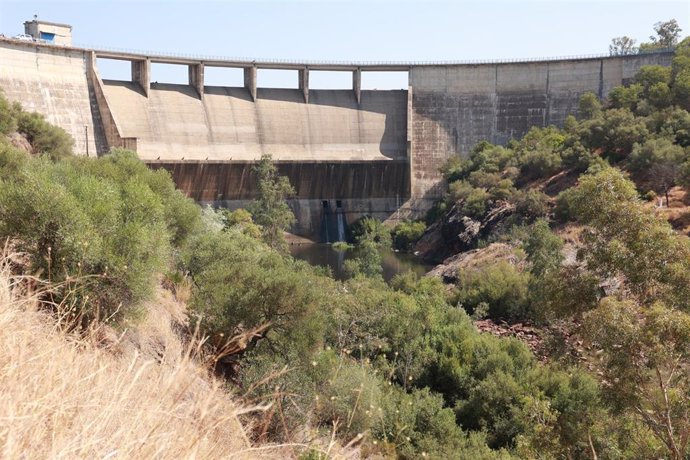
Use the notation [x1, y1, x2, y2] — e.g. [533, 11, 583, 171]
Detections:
[0, 21, 674, 240]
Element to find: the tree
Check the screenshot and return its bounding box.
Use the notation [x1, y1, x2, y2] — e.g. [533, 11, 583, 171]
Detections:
[578, 92, 602, 119]
[569, 168, 690, 310]
[629, 138, 686, 205]
[578, 108, 649, 160]
[652, 19, 682, 48]
[649, 160, 681, 206]
[248, 154, 296, 252]
[640, 19, 682, 51]
[345, 217, 391, 278]
[671, 37, 690, 110]
[609, 36, 638, 56]
[584, 300, 690, 460]
[523, 219, 563, 278]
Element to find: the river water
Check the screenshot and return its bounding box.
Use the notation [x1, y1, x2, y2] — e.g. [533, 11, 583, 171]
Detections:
[289, 243, 433, 282]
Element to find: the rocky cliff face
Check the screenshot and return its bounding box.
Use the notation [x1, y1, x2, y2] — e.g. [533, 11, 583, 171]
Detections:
[414, 201, 515, 263]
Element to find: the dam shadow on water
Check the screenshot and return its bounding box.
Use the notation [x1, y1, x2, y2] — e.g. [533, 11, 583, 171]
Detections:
[289, 244, 433, 282]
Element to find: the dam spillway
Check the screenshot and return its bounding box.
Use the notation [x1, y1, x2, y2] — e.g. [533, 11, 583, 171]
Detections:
[0, 37, 674, 238]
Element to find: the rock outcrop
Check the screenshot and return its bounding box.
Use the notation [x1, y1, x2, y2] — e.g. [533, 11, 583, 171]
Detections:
[414, 201, 515, 262]
[426, 242, 519, 284]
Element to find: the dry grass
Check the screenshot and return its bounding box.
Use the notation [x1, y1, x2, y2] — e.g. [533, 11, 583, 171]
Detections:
[0, 256, 294, 460]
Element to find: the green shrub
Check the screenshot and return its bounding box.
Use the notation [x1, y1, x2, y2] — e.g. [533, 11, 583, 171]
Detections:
[522, 219, 563, 278]
[608, 83, 643, 111]
[16, 111, 73, 160]
[0, 156, 176, 322]
[578, 108, 649, 161]
[512, 189, 549, 223]
[518, 148, 563, 180]
[182, 228, 328, 354]
[561, 141, 600, 172]
[0, 141, 28, 180]
[79, 149, 201, 245]
[628, 137, 686, 173]
[452, 261, 530, 319]
[450, 181, 490, 218]
[392, 220, 426, 251]
[0, 149, 201, 323]
[578, 92, 602, 120]
[348, 216, 392, 248]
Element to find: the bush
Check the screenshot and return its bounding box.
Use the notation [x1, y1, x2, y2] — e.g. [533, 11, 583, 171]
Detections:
[16, 111, 73, 160]
[182, 227, 328, 354]
[512, 189, 550, 223]
[77, 149, 201, 245]
[450, 181, 491, 218]
[0, 150, 200, 323]
[628, 137, 686, 173]
[578, 92, 602, 120]
[522, 219, 563, 278]
[608, 84, 643, 111]
[348, 216, 392, 248]
[579, 108, 649, 161]
[0, 141, 28, 180]
[0, 156, 176, 322]
[392, 220, 426, 251]
[452, 261, 530, 319]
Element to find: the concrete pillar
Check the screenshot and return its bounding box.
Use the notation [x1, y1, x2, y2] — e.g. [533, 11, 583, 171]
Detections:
[131, 59, 150, 97]
[188, 63, 204, 100]
[353, 67, 362, 105]
[298, 67, 309, 103]
[244, 66, 257, 101]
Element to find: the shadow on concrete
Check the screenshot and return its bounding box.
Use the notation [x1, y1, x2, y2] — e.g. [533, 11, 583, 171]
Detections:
[102, 79, 146, 97]
[204, 86, 254, 102]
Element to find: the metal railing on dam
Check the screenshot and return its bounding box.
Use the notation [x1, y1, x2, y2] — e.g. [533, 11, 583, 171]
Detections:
[74, 41, 675, 69]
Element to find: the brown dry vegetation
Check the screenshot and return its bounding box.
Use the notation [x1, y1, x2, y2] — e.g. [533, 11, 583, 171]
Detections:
[647, 186, 690, 235]
[0, 255, 306, 460]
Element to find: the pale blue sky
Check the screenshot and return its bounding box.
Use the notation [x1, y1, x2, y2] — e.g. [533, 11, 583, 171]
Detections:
[1, 0, 688, 88]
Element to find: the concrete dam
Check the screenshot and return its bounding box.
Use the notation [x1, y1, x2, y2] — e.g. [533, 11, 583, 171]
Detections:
[0, 37, 673, 239]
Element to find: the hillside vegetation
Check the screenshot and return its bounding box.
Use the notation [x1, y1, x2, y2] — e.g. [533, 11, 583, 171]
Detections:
[1, 21, 690, 460]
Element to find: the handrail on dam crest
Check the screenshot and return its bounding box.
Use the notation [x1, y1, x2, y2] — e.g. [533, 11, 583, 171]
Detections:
[78, 42, 675, 68]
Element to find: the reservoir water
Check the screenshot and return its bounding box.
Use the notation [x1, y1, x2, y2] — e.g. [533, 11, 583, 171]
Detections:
[289, 244, 433, 282]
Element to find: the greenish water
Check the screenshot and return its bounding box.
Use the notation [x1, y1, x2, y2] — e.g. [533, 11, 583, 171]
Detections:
[289, 243, 433, 282]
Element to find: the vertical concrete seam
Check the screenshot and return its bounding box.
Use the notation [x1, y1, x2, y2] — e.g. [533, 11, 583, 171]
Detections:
[545, 62, 550, 126]
[598, 59, 604, 100]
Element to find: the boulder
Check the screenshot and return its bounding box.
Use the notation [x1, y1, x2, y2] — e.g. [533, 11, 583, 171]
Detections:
[427, 242, 518, 284]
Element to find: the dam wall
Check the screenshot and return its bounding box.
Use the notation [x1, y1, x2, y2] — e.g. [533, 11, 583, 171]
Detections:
[0, 37, 675, 237]
[100, 82, 408, 162]
[0, 40, 106, 155]
[147, 160, 409, 235]
[407, 52, 674, 207]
